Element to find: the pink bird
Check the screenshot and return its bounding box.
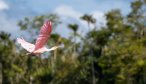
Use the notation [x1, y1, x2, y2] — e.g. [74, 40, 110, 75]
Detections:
[17, 21, 60, 55]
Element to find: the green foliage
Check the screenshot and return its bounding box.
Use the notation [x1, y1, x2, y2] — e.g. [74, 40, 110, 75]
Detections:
[0, 0, 146, 84]
[80, 14, 96, 25]
[68, 24, 78, 32]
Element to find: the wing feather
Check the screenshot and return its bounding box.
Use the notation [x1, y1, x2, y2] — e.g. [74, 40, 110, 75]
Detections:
[17, 38, 35, 52]
[34, 21, 52, 50]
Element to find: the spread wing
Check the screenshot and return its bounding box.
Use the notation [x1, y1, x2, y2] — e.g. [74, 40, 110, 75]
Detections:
[34, 21, 52, 51]
[17, 38, 35, 52]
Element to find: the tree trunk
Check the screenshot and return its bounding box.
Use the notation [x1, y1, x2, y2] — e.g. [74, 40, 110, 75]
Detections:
[0, 62, 2, 84]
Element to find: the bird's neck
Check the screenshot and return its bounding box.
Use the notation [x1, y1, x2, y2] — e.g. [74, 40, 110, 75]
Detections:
[45, 48, 53, 51]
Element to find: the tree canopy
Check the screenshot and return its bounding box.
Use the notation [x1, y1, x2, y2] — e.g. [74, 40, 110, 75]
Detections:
[0, 0, 146, 84]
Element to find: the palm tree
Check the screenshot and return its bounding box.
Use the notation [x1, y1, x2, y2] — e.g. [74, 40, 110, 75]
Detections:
[80, 14, 96, 84]
[80, 14, 96, 30]
[68, 24, 78, 57]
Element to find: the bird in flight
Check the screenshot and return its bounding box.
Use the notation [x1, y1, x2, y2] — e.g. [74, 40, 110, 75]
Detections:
[17, 20, 60, 56]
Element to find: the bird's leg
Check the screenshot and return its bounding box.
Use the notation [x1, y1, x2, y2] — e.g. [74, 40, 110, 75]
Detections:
[26, 53, 31, 55]
[26, 52, 36, 56]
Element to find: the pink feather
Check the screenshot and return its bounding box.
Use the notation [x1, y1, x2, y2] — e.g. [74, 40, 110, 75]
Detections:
[17, 38, 35, 52]
[17, 20, 61, 55]
[34, 21, 52, 50]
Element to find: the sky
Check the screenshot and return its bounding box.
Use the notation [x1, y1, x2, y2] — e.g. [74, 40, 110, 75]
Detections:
[0, 0, 133, 38]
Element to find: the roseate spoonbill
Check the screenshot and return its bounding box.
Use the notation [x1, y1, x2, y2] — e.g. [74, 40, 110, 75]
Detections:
[17, 21, 60, 55]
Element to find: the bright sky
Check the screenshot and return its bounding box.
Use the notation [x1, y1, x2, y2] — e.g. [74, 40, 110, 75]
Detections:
[0, 0, 133, 38]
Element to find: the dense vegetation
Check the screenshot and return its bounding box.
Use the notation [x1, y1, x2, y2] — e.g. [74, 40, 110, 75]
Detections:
[0, 0, 146, 84]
